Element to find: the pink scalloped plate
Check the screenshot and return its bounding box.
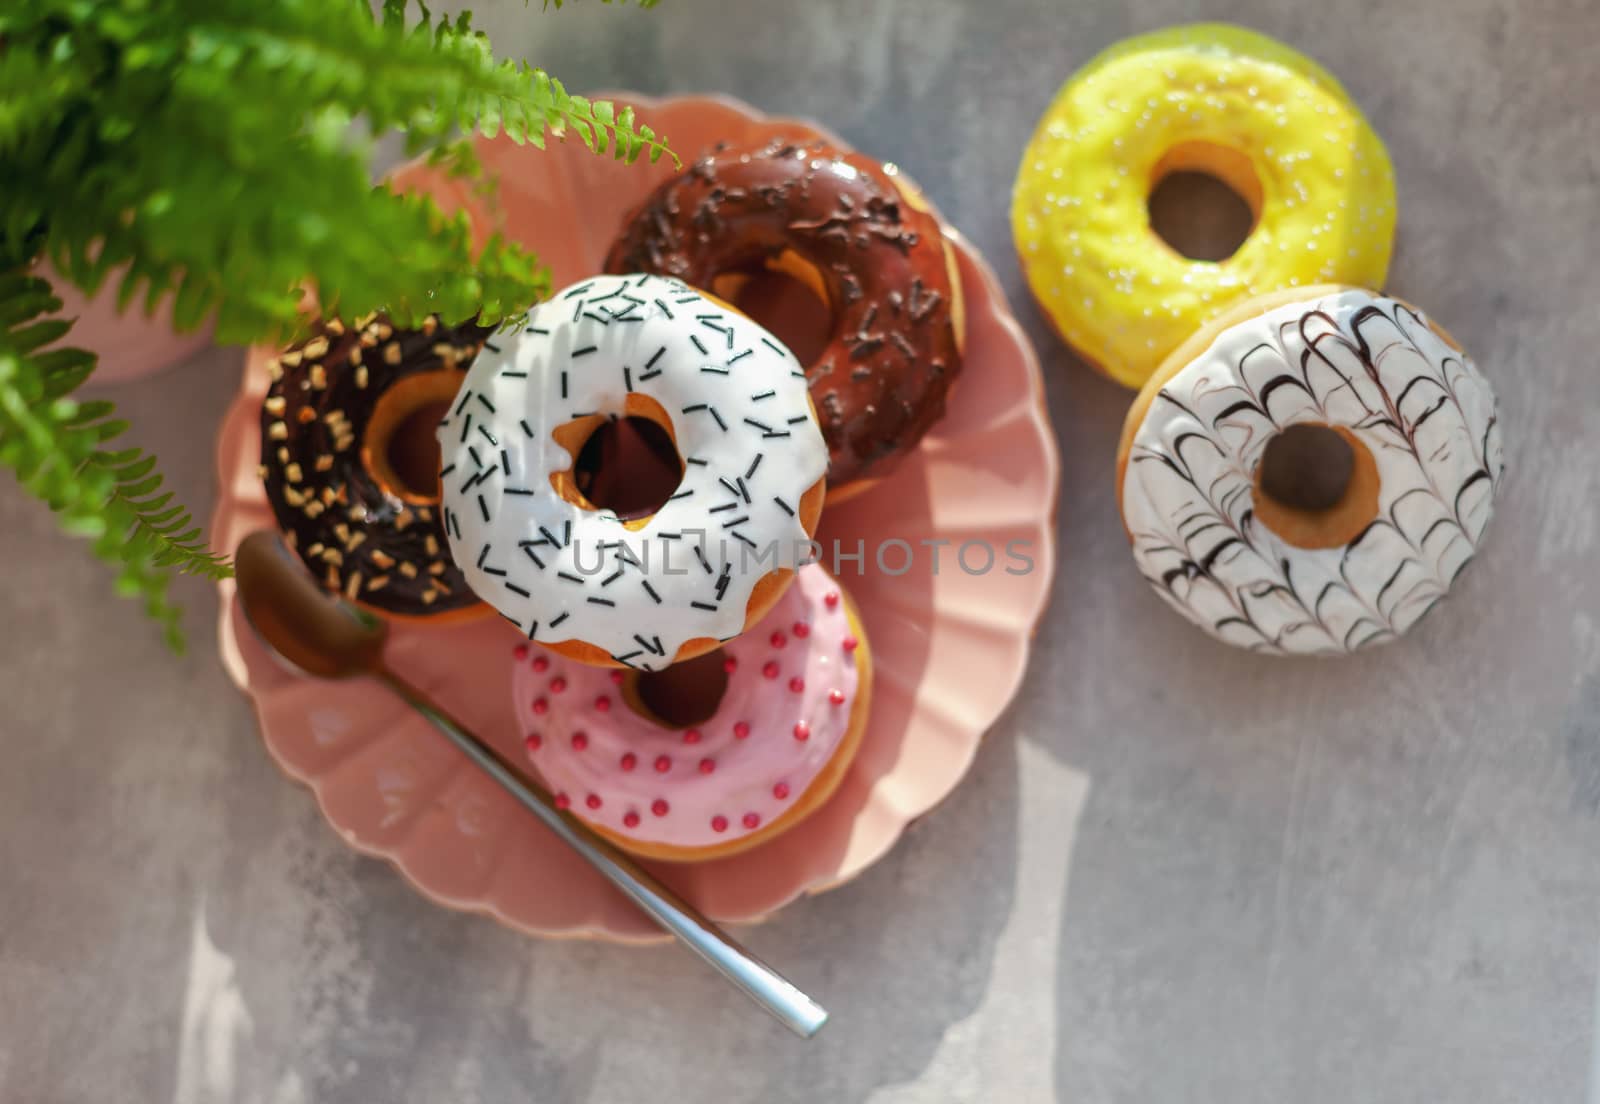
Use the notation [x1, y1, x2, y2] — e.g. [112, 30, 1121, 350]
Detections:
[212, 94, 1058, 941]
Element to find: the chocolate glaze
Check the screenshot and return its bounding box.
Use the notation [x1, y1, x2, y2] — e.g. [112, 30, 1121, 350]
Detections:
[258, 314, 493, 616]
[604, 140, 962, 486]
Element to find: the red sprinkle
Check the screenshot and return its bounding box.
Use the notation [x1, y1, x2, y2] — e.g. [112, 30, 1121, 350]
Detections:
[698, 757, 716, 774]
[842, 636, 859, 653]
[513, 644, 529, 660]
[742, 812, 761, 829]
[793, 721, 810, 741]
[762, 661, 780, 680]
[683, 728, 702, 745]
[654, 755, 672, 773]
[651, 798, 670, 817]
[824, 590, 840, 609]
[554, 792, 571, 810]
[772, 781, 790, 799]
[609, 670, 625, 684]
[532, 697, 549, 715]
[549, 677, 567, 694]
[829, 689, 846, 706]
[733, 721, 751, 740]
[524, 732, 542, 752]
[711, 815, 729, 833]
[788, 677, 805, 694]
[570, 731, 588, 751]
[770, 631, 787, 648]
[723, 656, 738, 674]
[619, 752, 637, 772]
[792, 622, 810, 639]
[594, 696, 611, 712]
[623, 811, 640, 828]
[585, 793, 602, 810]
[533, 656, 550, 672]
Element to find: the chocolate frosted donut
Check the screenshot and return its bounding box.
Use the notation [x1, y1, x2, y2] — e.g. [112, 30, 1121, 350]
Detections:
[259, 314, 492, 619]
[604, 140, 964, 490]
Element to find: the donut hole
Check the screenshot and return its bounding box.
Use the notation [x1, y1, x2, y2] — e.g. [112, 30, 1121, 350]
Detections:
[624, 647, 730, 728]
[1148, 142, 1262, 263]
[561, 403, 684, 521]
[713, 253, 832, 367]
[1253, 423, 1381, 550]
[363, 371, 461, 503]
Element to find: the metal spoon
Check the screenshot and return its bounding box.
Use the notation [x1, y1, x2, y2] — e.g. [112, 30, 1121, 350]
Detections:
[234, 530, 828, 1038]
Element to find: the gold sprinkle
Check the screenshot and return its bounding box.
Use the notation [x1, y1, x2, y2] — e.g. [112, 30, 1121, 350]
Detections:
[309, 364, 328, 390]
[370, 549, 395, 570]
[276, 446, 290, 464]
[421, 589, 438, 605]
[282, 486, 307, 507]
[432, 343, 457, 365]
[268, 421, 288, 441]
[359, 332, 379, 348]
[334, 434, 355, 452]
[321, 486, 340, 506]
[344, 572, 362, 601]
[347, 505, 367, 523]
[366, 575, 390, 592]
[284, 530, 297, 551]
[297, 406, 316, 424]
[303, 336, 330, 361]
[428, 561, 447, 576]
[320, 548, 343, 566]
[284, 462, 303, 484]
[306, 542, 325, 558]
[324, 319, 345, 337]
[354, 312, 378, 330]
[373, 322, 393, 341]
[315, 455, 334, 472]
[394, 509, 414, 532]
[266, 359, 284, 382]
[421, 315, 439, 335]
[264, 395, 287, 415]
[348, 346, 363, 367]
[355, 365, 369, 389]
[280, 350, 303, 368]
[303, 500, 325, 518]
[333, 523, 352, 545]
[322, 410, 347, 427]
[415, 507, 432, 523]
[325, 564, 340, 591]
[430, 577, 452, 595]
[397, 562, 418, 579]
[423, 534, 439, 556]
[383, 342, 403, 366]
[347, 531, 367, 552]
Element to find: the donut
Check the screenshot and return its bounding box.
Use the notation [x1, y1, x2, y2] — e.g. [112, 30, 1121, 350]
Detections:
[604, 139, 965, 496]
[1116, 285, 1504, 656]
[259, 313, 492, 619]
[437, 274, 828, 670]
[1012, 24, 1397, 388]
[511, 564, 870, 861]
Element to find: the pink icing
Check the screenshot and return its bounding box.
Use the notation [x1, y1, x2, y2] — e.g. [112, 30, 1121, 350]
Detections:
[509, 565, 861, 850]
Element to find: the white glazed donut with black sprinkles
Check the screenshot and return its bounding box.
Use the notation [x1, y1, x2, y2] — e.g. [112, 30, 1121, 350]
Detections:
[438, 274, 828, 669]
[1117, 286, 1504, 656]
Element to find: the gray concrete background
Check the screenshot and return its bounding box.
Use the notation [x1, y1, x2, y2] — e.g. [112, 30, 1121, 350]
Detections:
[3, 1, 1599, 1101]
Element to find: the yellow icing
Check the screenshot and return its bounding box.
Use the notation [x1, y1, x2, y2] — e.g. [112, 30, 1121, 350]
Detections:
[1011, 24, 1397, 389]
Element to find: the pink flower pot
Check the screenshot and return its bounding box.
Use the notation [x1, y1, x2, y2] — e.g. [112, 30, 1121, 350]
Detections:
[39, 262, 214, 384]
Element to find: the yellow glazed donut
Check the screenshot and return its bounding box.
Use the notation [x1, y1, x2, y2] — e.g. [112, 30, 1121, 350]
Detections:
[1012, 24, 1397, 389]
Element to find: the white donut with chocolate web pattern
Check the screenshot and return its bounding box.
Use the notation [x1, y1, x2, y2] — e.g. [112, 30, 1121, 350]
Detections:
[1119, 288, 1504, 656]
[437, 274, 828, 670]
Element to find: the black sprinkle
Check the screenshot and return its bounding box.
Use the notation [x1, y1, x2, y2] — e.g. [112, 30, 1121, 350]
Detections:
[654, 299, 674, 320]
[467, 446, 482, 469]
[459, 412, 473, 443]
[527, 326, 550, 335]
[634, 633, 659, 655]
[500, 449, 510, 475]
[728, 349, 752, 364]
[691, 601, 718, 611]
[623, 366, 633, 391]
[646, 346, 666, 370]
[638, 370, 663, 382]
[560, 371, 568, 399]
[523, 546, 546, 569]
[482, 566, 507, 578]
[505, 487, 535, 496]
[773, 496, 795, 516]
[743, 417, 772, 432]
[557, 571, 584, 584]
[641, 580, 661, 604]
[761, 336, 787, 355]
[502, 371, 528, 379]
[750, 390, 776, 402]
[790, 370, 806, 379]
[589, 285, 625, 304]
[685, 457, 708, 467]
[587, 596, 616, 607]
[674, 295, 700, 304]
[571, 299, 585, 323]
[440, 463, 457, 477]
[477, 494, 490, 523]
[614, 650, 642, 663]
[548, 611, 570, 628]
[477, 423, 498, 447]
[787, 414, 809, 424]
[731, 531, 758, 550]
[682, 402, 707, 413]
[709, 408, 727, 431]
[526, 620, 539, 640]
[455, 389, 474, 416]
[762, 430, 792, 439]
[520, 419, 535, 438]
[476, 544, 491, 569]
[601, 569, 624, 587]
[735, 477, 751, 503]
[721, 514, 750, 529]
[709, 502, 738, 514]
[476, 393, 496, 414]
[701, 365, 729, 375]
[539, 526, 562, 548]
[563, 282, 595, 299]
[746, 454, 763, 479]
[718, 476, 741, 497]
[564, 521, 571, 545]
[572, 345, 598, 358]
[690, 335, 708, 356]
[583, 312, 609, 326]
[694, 545, 711, 574]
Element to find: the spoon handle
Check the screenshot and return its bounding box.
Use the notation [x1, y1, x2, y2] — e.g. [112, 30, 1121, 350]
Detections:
[380, 671, 829, 1039]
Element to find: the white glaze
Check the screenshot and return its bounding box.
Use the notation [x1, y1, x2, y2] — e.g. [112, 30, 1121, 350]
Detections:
[438, 275, 826, 668]
[1121, 289, 1504, 655]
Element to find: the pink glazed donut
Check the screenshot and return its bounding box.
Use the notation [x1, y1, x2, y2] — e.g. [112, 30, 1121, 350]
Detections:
[510, 564, 871, 861]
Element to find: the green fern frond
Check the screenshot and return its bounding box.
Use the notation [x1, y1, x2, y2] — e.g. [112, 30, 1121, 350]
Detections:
[0, 0, 673, 648]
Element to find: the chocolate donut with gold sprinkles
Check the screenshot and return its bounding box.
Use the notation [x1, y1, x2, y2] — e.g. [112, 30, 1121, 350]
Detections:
[604, 139, 965, 497]
[258, 313, 494, 620]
